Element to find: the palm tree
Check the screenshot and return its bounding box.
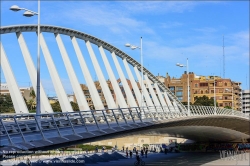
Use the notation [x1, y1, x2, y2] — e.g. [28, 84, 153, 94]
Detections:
[30, 90, 36, 99]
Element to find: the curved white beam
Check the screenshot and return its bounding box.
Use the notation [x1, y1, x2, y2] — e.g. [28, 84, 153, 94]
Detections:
[0, 42, 29, 113]
[39, 33, 73, 112]
[111, 52, 137, 108]
[55, 33, 89, 111]
[71, 36, 104, 110]
[16, 32, 53, 113]
[85, 41, 116, 109]
[99, 47, 127, 108]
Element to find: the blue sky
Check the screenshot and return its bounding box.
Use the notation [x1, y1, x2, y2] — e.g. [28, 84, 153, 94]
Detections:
[1, 1, 249, 96]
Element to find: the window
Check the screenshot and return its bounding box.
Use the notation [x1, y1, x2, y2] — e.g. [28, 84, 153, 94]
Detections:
[195, 84, 198, 87]
[169, 87, 175, 91]
[224, 82, 227, 86]
[205, 90, 208, 94]
[194, 90, 198, 94]
[219, 103, 223, 107]
[176, 91, 183, 97]
[177, 97, 183, 101]
[201, 90, 203, 94]
[176, 86, 183, 91]
[200, 83, 208, 87]
[211, 90, 214, 93]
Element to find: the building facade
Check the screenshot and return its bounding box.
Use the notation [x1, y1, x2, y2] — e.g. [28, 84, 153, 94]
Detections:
[242, 90, 250, 113]
[164, 72, 242, 110]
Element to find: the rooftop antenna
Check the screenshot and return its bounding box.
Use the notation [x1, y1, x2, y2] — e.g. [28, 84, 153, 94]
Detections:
[223, 35, 225, 78]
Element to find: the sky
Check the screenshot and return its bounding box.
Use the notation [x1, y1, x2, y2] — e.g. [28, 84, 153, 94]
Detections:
[0, 1, 249, 96]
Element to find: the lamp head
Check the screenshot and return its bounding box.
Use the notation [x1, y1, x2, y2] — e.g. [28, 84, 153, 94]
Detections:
[23, 11, 34, 17]
[125, 43, 131, 47]
[130, 46, 138, 50]
[10, 5, 21, 11]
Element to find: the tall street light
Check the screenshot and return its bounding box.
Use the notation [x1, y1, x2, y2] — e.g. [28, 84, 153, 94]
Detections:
[176, 58, 190, 116]
[213, 75, 217, 115]
[10, 1, 41, 128]
[125, 37, 143, 110]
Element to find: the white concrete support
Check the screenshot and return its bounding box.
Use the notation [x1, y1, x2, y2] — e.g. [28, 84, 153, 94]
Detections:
[123, 58, 142, 107]
[55, 33, 89, 111]
[134, 67, 154, 107]
[85, 41, 116, 109]
[163, 92, 176, 112]
[111, 52, 137, 108]
[144, 75, 163, 112]
[71, 36, 104, 110]
[16, 32, 53, 113]
[0, 42, 29, 114]
[99, 47, 127, 108]
[154, 83, 169, 111]
[39, 33, 73, 112]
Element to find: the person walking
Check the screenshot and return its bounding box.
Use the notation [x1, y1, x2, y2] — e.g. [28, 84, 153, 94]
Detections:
[145, 149, 148, 158]
[126, 150, 128, 158]
[129, 150, 132, 158]
[141, 149, 144, 158]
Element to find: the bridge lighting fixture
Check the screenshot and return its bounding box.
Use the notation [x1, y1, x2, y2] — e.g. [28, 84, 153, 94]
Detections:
[10, 1, 41, 129]
[176, 58, 190, 116]
[125, 37, 143, 111]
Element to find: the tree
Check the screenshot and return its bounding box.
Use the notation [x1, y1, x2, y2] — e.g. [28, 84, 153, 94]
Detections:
[70, 101, 79, 111]
[224, 106, 232, 109]
[29, 90, 36, 99]
[51, 101, 62, 112]
[193, 95, 218, 106]
[0, 94, 15, 113]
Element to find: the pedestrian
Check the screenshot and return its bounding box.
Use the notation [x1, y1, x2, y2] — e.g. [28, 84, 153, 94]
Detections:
[126, 151, 128, 158]
[26, 158, 31, 166]
[95, 146, 98, 153]
[122, 146, 124, 152]
[141, 149, 144, 158]
[129, 150, 132, 158]
[164, 148, 168, 154]
[102, 146, 104, 153]
[145, 149, 148, 158]
[126, 147, 128, 152]
[154, 147, 156, 152]
[136, 150, 138, 155]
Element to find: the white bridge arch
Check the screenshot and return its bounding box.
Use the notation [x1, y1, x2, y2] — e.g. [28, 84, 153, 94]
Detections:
[1, 24, 184, 114]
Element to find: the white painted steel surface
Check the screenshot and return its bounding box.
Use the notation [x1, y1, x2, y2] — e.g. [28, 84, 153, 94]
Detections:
[40, 33, 73, 112]
[55, 33, 89, 111]
[0, 42, 29, 114]
[16, 32, 53, 113]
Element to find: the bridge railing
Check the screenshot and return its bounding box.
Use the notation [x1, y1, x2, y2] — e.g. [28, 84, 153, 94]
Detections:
[186, 105, 248, 118]
[0, 105, 248, 148]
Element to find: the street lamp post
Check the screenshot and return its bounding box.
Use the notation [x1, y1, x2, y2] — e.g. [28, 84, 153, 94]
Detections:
[176, 58, 190, 116]
[10, 1, 41, 128]
[213, 75, 217, 114]
[125, 37, 143, 110]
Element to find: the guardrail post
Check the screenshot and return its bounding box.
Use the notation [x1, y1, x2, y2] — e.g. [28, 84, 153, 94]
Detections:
[13, 116, 27, 143]
[128, 107, 136, 123]
[78, 111, 91, 133]
[34, 115, 53, 143]
[135, 107, 143, 123]
[102, 110, 111, 129]
[91, 110, 101, 131]
[120, 108, 128, 125]
[51, 114, 69, 140]
[111, 109, 120, 128]
[65, 113, 83, 137]
[0, 118, 14, 145]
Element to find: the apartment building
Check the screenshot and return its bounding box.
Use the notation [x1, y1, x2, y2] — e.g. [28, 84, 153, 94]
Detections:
[242, 90, 250, 113]
[164, 72, 242, 110]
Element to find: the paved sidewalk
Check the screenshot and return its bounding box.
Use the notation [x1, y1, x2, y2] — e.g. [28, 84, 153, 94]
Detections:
[86, 152, 250, 166]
